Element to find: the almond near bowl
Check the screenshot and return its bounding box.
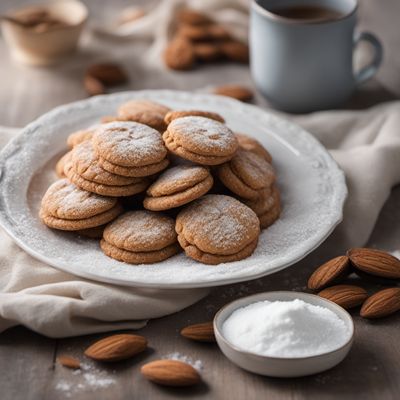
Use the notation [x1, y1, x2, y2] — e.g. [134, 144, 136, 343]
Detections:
[214, 291, 354, 378]
[1, 0, 88, 66]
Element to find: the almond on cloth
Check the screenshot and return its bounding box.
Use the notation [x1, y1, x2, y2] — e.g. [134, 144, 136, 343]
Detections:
[348, 248, 400, 279]
[86, 63, 128, 86]
[84, 75, 105, 97]
[360, 287, 400, 319]
[84, 334, 147, 362]
[318, 284, 368, 309]
[213, 85, 253, 102]
[57, 355, 80, 369]
[164, 36, 195, 71]
[181, 321, 216, 342]
[308, 255, 351, 291]
[141, 360, 201, 387]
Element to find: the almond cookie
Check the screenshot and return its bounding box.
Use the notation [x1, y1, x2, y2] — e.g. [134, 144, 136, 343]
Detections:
[217, 149, 275, 199]
[93, 121, 167, 166]
[101, 211, 180, 264]
[40, 179, 123, 230]
[40, 205, 123, 231]
[177, 9, 213, 26]
[176, 194, 260, 265]
[193, 42, 221, 62]
[144, 165, 213, 211]
[213, 85, 253, 102]
[243, 185, 281, 229]
[164, 110, 225, 125]
[55, 151, 72, 178]
[64, 161, 150, 197]
[236, 133, 272, 163]
[69, 140, 137, 186]
[67, 125, 98, 149]
[117, 100, 171, 132]
[41, 179, 117, 220]
[163, 116, 238, 166]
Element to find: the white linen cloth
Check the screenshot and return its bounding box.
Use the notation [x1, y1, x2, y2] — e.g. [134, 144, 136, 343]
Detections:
[1, 101, 400, 337]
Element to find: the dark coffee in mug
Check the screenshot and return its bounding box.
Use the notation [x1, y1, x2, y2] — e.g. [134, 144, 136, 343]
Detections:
[271, 5, 343, 21]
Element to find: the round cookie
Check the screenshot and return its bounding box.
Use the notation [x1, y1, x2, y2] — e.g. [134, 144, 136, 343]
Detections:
[164, 110, 225, 125]
[64, 162, 150, 197]
[176, 194, 260, 265]
[40, 204, 123, 231]
[55, 151, 72, 178]
[236, 133, 272, 163]
[40, 179, 117, 220]
[243, 186, 281, 229]
[67, 125, 98, 149]
[217, 149, 276, 199]
[70, 140, 137, 186]
[101, 211, 180, 264]
[98, 156, 169, 178]
[92, 121, 168, 168]
[117, 100, 170, 132]
[163, 116, 238, 165]
[144, 165, 213, 211]
[100, 240, 180, 264]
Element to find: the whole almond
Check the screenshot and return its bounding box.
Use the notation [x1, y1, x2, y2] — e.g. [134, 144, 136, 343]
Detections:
[86, 63, 128, 86]
[84, 334, 147, 362]
[141, 360, 200, 387]
[348, 248, 400, 279]
[213, 85, 253, 102]
[360, 287, 400, 318]
[57, 355, 80, 369]
[181, 321, 215, 342]
[318, 284, 368, 309]
[308, 255, 350, 290]
[164, 36, 195, 70]
[84, 75, 105, 97]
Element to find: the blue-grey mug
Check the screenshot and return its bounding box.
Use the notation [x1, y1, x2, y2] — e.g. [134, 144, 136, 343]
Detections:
[250, 0, 383, 113]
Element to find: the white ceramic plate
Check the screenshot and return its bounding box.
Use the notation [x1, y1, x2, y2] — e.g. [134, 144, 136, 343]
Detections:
[0, 90, 347, 288]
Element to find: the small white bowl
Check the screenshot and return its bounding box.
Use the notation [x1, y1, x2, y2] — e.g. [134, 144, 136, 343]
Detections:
[214, 291, 354, 378]
[1, 0, 88, 66]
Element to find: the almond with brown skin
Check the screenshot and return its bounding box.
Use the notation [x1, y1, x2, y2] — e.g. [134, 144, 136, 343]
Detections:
[360, 287, 400, 318]
[86, 63, 128, 86]
[84, 334, 147, 362]
[84, 75, 105, 96]
[181, 321, 215, 342]
[318, 284, 368, 309]
[164, 36, 195, 70]
[348, 248, 400, 279]
[213, 85, 253, 102]
[57, 355, 80, 369]
[308, 255, 351, 291]
[141, 360, 201, 387]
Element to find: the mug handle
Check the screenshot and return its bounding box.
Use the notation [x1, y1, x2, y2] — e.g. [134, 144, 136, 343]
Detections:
[353, 31, 383, 85]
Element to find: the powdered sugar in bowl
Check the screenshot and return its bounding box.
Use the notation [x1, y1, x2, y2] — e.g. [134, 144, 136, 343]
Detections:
[214, 291, 354, 377]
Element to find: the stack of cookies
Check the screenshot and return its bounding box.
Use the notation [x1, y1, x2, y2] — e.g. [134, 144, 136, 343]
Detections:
[41, 99, 281, 265]
[164, 8, 249, 70]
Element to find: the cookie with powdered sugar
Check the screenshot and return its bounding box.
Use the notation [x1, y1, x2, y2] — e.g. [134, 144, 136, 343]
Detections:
[164, 110, 225, 125]
[163, 116, 238, 165]
[101, 211, 180, 264]
[235, 133, 272, 163]
[176, 194, 260, 265]
[217, 149, 276, 200]
[144, 165, 213, 211]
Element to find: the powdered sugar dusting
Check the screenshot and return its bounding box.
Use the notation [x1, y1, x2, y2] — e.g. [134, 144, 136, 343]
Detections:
[164, 352, 203, 371]
[93, 121, 167, 166]
[169, 116, 237, 154]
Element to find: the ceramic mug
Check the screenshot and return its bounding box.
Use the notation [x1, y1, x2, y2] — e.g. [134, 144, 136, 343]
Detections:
[250, 0, 383, 113]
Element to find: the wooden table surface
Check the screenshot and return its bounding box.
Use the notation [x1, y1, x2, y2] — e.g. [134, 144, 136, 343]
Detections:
[1, 1, 400, 399]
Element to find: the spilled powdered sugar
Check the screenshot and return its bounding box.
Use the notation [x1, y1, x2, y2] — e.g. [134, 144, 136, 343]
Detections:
[55, 361, 116, 398]
[164, 352, 203, 371]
